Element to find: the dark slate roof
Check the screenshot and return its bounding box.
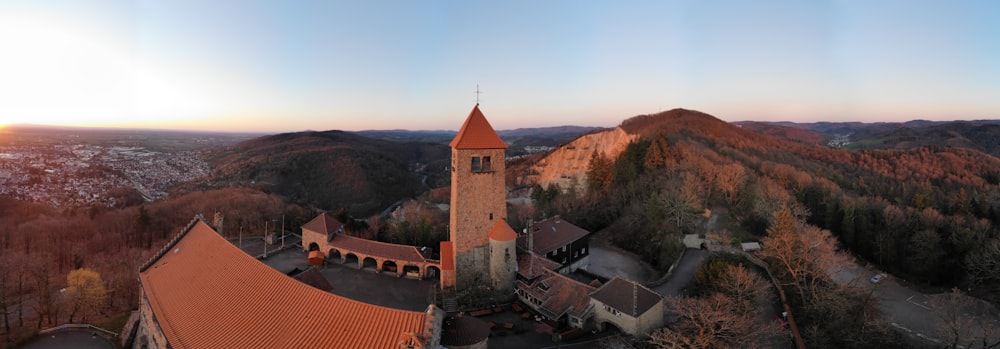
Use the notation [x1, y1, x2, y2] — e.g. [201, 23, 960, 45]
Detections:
[516, 250, 561, 279]
[440, 314, 490, 347]
[525, 216, 590, 254]
[589, 277, 663, 317]
[293, 267, 334, 292]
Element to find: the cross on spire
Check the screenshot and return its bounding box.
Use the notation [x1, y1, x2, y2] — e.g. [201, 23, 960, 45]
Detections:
[474, 84, 482, 105]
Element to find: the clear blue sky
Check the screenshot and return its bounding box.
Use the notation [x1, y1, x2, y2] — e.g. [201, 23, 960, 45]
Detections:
[1, 0, 998, 132]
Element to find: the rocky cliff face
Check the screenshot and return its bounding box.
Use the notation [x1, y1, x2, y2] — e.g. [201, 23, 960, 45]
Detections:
[527, 127, 638, 191]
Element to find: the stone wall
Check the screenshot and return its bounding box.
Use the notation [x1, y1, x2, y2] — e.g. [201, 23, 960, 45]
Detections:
[132, 290, 170, 349]
[450, 147, 507, 289]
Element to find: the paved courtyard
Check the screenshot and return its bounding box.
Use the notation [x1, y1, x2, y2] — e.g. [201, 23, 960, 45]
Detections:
[17, 329, 116, 349]
[258, 247, 437, 311]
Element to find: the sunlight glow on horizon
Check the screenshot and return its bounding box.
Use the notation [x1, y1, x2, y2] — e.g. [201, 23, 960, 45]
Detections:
[0, 1, 997, 133]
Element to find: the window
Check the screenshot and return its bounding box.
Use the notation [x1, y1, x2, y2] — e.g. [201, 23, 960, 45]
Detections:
[471, 156, 493, 172]
[471, 157, 481, 172]
[482, 156, 492, 171]
[489, 213, 494, 220]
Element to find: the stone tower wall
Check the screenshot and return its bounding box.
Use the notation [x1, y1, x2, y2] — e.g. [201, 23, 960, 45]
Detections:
[450, 147, 507, 288]
[489, 237, 517, 294]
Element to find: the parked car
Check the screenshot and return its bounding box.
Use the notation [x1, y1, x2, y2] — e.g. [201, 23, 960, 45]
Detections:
[870, 273, 887, 283]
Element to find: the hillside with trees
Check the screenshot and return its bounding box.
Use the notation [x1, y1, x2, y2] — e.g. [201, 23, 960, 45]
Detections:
[182, 130, 451, 217]
[746, 119, 1000, 156]
[0, 188, 310, 345]
[529, 108, 1000, 347]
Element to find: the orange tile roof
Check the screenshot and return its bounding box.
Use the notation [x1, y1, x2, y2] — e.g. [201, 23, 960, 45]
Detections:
[304, 213, 429, 263]
[302, 213, 344, 235]
[450, 104, 508, 149]
[487, 219, 518, 242]
[516, 269, 595, 320]
[328, 233, 428, 263]
[516, 250, 561, 279]
[140, 219, 436, 349]
[525, 217, 591, 254]
[440, 241, 455, 271]
[589, 276, 663, 317]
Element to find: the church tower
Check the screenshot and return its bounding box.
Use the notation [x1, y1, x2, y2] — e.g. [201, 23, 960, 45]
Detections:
[442, 104, 509, 290]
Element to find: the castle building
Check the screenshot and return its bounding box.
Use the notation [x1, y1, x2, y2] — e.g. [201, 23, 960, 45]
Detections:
[441, 105, 516, 292]
[132, 218, 444, 349]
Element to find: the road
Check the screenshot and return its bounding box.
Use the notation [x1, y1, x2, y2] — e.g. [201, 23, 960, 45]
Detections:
[831, 263, 1000, 347]
[653, 249, 709, 297]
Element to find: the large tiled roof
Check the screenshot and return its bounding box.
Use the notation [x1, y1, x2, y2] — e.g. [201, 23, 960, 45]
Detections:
[140, 219, 435, 349]
[488, 219, 518, 242]
[525, 217, 591, 254]
[516, 269, 595, 320]
[328, 233, 428, 263]
[589, 276, 663, 317]
[516, 250, 561, 279]
[450, 105, 508, 149]
[302, 213, 344, 235]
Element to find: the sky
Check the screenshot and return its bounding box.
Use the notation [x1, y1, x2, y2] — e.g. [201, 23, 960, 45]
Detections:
[0, 1, 998, 133]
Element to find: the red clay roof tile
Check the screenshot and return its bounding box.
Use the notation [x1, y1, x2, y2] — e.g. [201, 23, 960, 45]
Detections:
[450, 105, 507, 149]
[488, 219, 518, 242]
[302, 213, 344, 236]
[516, 250, 561, 279]
[516, 269, 595, 320]
[140, 220, 432, 349]
[440, 241, 455, 271]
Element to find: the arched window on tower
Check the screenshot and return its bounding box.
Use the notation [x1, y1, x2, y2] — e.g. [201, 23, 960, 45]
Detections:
[471, 156, 492, 173]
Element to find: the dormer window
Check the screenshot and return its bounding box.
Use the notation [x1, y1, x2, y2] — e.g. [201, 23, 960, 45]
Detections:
[471, 156, 492, 173]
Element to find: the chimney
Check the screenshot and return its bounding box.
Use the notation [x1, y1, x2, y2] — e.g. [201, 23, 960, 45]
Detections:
[213, 212, 224, 234]
[527, 219, 534, 252]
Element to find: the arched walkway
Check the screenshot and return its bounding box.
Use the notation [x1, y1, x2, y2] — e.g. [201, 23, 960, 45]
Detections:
[402, 264, 420, 278]
[327, 248, 342, 262]
[362, 257, 378, 271]
[344, 253, 360, 268]
[426, 266, 441, 279]
[382, 260, 399, 275]
[302, 226, 442, 280]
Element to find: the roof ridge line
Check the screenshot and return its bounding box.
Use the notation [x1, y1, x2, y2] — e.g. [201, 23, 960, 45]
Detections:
[140, 214, 206, 272]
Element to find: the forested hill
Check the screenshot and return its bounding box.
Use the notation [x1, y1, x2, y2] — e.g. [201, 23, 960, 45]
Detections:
[178, 130, 451, 216]
[737, 119, 1000, 156]
[537, 108, 1000, 304]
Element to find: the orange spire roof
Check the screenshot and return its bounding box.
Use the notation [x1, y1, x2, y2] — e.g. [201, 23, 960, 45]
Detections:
[450, 104, 507, 149]
[488, 219, 518, 242]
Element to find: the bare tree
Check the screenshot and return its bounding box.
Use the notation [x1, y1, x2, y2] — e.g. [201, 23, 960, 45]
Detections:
[650, 294, 782, 349]
[760, 207, 848, 304]
[717, 265, 773, 315]
[965, 238, 1000, 303]
[715, 163, 746, 205]
[930, 288, 1000, 349]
